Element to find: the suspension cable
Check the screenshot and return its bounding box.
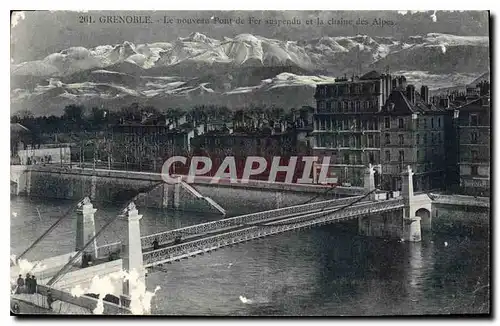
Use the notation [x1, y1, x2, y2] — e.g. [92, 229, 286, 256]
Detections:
[15, 197, 87, 263]
[297, 183, 339, 206]
[253, 188, 379, 228]
[47, 182, 163, 287]
[166, 183, 341, 239]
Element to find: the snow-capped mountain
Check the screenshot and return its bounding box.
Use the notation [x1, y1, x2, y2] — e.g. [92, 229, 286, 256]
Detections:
[11, 32, 489, 115]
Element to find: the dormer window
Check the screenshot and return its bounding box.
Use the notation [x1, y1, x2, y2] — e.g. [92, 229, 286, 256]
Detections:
[387, 102, 395, 112]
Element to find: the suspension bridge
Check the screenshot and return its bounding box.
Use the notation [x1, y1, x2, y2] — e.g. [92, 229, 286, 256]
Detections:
[10, 165, 486, 314]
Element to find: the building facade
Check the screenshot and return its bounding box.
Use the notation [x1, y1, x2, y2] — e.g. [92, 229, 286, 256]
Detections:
[313, 71, 396, 187]
[378, 85, 447, 192]
[313, 71, 448, 191]
[457, 82, 491, 196]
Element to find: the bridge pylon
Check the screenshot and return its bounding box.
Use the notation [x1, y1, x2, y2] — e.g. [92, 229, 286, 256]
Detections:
[76, 197, 98, 258]
[120, 202, 146, 307]
[401, 166, 422, 242]
[363, 163, 376, 201]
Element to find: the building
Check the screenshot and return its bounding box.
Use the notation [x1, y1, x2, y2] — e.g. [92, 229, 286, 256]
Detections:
[456, 81, 491, 196]
[189, 112, 318, 182]
[110, 123, 203, 172]
[378, 85, 447, 191]
[313, 71, 448, 191]
[313, 71, 394, 186]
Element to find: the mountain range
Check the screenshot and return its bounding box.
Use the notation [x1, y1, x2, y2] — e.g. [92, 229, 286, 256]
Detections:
[11, 32, 490, 116]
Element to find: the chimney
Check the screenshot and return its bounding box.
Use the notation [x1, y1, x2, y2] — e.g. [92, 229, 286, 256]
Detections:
[392, 79, 398, 90]
[420, 85, 429, 104]
[385, 74, 392, 106]
[439, 97, 449, 109]
[406, 85, 416, 105]
[400, 76, 407, 89]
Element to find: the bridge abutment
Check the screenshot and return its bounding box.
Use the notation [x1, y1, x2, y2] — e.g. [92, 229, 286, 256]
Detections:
[75, 197, 98, 258]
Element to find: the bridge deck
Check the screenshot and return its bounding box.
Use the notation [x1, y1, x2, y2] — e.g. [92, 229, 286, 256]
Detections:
[142, 198, 404, 267]
[96, 195, 370, 258]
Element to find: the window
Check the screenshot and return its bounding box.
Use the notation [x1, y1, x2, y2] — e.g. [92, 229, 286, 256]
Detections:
[318, 101, 326, 110]
[385, 133, 390, 144]
[416, 118, 420, 129]
[431, 118, 434, 128]
[398, 118, 404, 129]
[416, 134, 420, 145]
[369, 120, 375, 130]
[384, 117, 390, 129]
[399, 150, 405, 162]
[399, 134, 404, 145]
[417, 150, 420, 160]
[471, 131, 478, 144]
[471, 165, 479, 176]
[355, 101, 361, 112]
[369, 153, 375, 164]
[423, 134, 427, 144]
[470, 114, 478, 126]
[343, 153, 350, 164]
[438, 117, 441, 128]
[423, 118, 427, 129]
[385, 150, 391, 161]
[368, 135, 374, 147]
[343, 135, 349, 147]
[431, 133, 435, 144]
[471, 150, 479, 161]
[215, 138, 221, 146]
[326, 101, 332, 110]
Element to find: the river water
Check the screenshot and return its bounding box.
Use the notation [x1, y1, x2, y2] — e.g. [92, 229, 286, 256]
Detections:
[10, 196, 490, 316]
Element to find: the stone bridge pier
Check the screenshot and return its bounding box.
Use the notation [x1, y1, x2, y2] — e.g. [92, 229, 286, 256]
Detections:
[358, 165, 431, 242]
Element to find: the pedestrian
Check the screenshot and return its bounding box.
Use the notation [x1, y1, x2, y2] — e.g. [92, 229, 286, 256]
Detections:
[32, 275, 38, 294]
[46, 290, 54, 310]
[16, 275, 24, 294]
[87, 253, 93, 266]
[25, 274, 32, 294]
[82, 253, 89, 268]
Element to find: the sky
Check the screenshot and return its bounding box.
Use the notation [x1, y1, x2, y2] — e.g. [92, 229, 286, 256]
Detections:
[10, 10, 489, 63]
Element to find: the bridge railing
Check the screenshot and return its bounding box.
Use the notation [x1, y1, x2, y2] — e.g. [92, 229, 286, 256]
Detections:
[96, 242, 122, 260]
[139, 195, 367, 248]
[96, 195, 367, 255]
[142, 199, 405, 266]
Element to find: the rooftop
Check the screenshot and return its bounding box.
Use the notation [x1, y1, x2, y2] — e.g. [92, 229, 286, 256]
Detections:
[383, 90, 446, 115]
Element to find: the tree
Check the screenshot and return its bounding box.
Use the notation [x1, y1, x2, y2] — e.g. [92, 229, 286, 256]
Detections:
[63, 105, 84, 123]
[89, 107, 107, 129]
[120, 103, 142, 122]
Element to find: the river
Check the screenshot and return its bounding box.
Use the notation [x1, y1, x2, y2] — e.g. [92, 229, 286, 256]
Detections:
[10, 196, 490, 316]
